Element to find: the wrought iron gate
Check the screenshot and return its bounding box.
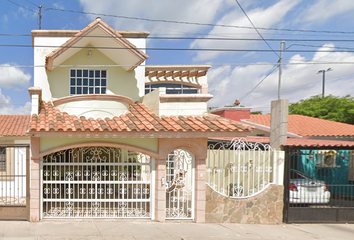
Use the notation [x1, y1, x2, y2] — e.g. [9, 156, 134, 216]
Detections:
[165, 149, 194, 219]
[0, 146, 29, 220]
[41, 147, 154, 219]
[284, 148, 354, 223]
[207, 138, 275, 198]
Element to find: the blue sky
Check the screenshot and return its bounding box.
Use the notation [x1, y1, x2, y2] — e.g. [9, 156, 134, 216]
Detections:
[2, 0, 354, 114]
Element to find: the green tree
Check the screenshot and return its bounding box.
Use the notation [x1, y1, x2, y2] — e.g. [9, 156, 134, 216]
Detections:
[250, 111, 263, 115]
[289, 95, 354, 124]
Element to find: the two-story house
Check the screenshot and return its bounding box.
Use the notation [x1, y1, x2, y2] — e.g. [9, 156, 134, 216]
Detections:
[21, 17, 253, 222]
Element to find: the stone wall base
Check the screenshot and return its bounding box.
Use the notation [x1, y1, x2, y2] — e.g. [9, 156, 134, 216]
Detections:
[206, 184, 284, 224]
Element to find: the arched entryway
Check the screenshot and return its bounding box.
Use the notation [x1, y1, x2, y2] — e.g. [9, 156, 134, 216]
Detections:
[165, 149, 195, 219]
[40, 146, 154, 219]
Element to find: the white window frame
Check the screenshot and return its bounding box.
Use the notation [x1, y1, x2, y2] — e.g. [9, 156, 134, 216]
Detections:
[145, 83, 200, 95]
[69, 69, 108, 95]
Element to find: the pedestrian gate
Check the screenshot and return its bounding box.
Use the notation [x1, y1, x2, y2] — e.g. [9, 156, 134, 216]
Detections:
[165, 149, 194, 219]
[41, 147, 153, 219]
[0, 146, 29, 220]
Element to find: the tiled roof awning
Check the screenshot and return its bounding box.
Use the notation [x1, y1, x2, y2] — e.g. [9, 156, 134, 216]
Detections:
[0, 115, 31, 136]
[29, 101, 253, 138]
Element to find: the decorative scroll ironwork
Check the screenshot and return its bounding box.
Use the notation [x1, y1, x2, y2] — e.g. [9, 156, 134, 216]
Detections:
[42, 147, 152, 218]
[165, 149, 194, 219]
[207, 138, 275, 198]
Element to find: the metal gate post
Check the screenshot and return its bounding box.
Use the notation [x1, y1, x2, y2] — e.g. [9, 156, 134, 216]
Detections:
[283, 146, 291, 223]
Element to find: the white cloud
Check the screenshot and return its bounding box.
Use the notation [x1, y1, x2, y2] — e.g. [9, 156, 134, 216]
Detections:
[297, 0, 354, 24]
[0, 64, 31, 89]
[2, 14, 8, 23]
[0, 88, 31, 115]
[191, 0, 301, 61]
[79, 0, 233, 33]
[208, 44, 354, 113]
[53, 2, 64, 9]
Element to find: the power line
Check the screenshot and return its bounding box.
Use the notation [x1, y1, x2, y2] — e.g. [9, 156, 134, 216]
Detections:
[4, 33, 354, 42]
[42, 6, 354, 35]
[6, 0, 38, 13]
[3, 60, 354, 69]
[239, 64, 279, 101]
[234, 0, 279, 58]
[4, 43, 354, 53]
[24, 0, 38, 7]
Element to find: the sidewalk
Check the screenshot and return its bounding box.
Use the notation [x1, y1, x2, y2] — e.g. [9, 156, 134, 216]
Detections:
[0, 220, 353, 240]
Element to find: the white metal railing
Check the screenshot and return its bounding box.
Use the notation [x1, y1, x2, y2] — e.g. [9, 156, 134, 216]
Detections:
[0, 146, 27, 206]
[207, 138, 275, 198]
[41, 147, 153, 218]
[165, 149, 194, 219]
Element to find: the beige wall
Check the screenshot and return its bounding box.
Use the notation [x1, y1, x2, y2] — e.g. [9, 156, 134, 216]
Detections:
[47, 46, 141, 102]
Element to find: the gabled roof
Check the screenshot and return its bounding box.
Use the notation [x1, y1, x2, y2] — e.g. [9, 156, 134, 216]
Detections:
[45, 17, 149, 72]
[0, 115, 30, 136]
[245, 114, 354, 137]
[29, 101, 253, 138]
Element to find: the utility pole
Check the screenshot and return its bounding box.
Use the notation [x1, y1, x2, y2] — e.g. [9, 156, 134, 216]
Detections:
[278, 41, 285, 100]
[38, 4, 43, 30]
[317, 68, 333, 98]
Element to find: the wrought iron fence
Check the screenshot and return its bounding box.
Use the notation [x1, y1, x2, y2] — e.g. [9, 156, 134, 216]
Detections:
[207, 138, 275, 198]
[0, 146, 28, 206]
[285, 148, 354, 223]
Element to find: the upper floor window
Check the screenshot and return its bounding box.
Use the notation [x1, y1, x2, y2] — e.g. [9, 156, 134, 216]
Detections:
[145, 83, 199, 95]
[0, 147, 5, 171]
[70, 69, 107, 95]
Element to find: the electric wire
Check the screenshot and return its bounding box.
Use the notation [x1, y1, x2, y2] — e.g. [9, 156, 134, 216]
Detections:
[24, 0, 38, 7]
[3, 61, 354, 69]
[6, 0, 38, 13]
[234, 0, 279, 58]
[239, 64, 279, 101]
[4, 43, 354, 53]
[4, 33, 354, 42]
[42, 6, 354, 35]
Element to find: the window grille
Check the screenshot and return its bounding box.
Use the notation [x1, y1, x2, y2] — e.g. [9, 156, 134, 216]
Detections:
[0, 147, 5, 171]
[70, 69, 107, 95]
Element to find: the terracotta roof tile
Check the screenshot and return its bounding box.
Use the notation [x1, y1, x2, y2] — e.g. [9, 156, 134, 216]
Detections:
[248, 115, 354, 137]
[0, 115, 31, 136]
[29, 101, 253, 135]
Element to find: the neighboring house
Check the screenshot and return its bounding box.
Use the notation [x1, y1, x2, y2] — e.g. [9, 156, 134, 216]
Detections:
[210, 106, 354, 223]
[0, 115, 30, 219]
[1, 18, 255, 222]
